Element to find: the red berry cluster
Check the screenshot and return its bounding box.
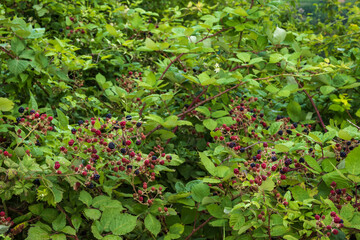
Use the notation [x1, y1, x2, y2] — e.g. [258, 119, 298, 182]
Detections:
[0, 211, 13, 227]
[17, 108, 54, 135]
[334, 140, 360, 160]
[329, 181, 359, 211]
[115, 71, 142, 93]
[55, 115, 172, 204]
[314, 211, 343, 237]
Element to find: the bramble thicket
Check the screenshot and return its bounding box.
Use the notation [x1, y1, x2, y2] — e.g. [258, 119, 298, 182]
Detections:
[1, 0, 360, 239]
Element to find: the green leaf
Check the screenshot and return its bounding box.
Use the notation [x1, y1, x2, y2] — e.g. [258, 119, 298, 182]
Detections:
[11, 37, 25, 55]
[84, 209, 101, 220]
[339, 129, 352, 141]
[191, 183, 210, 202]
[145, 214, 161, 236]
[110, 213, 137, 236]
[145, 38, 159, 51]
[169, 223, 184, 235]
[7, 59, 29, 75]
[304, 156, 322, 173]
[203, 119, 217, 131]
[199, 152, 216, 175]
[270, 225, 289, 237]
[290, 185, 310, 201]
[0, 98, 14, 111]
[287, 101, 301, 122]
[320, 86, 335, 95]
[51, 233, 66, 240]
[56, 109, 69, 129]
[79, 190, 92, 206]
[229, 212, 245, 230]
[61, 226, 76, 235]
[269, 53, 283, 63]
[340, 204, 354, 222]
[26, 227, 50, 240]
[145, 114, 164, 124]
[236, 52, 251, 63]
[345, 146, 360, 175]
[196, 106, 211, 117]
[272, 27, 286, 44]
[211, 111, 228, 118]
[259, 178, 275, 191]
[105, 24, 118, 36]
[275, 144, 289, 152]
[234, 7, 248, 16]
[206, 204, 225, 218]
[269, 122, 282, 135]
[52, 213, 66, 232]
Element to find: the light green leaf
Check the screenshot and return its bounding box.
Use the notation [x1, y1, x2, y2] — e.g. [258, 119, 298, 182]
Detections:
[0, 98, 14, 111]
[56, 109, 69, 129]
[79, 190, 92, 206]
[272, 27, 286, 44]
[84, 209, 101, 220]
[287, 101, 301, 122]
[199, 152, 216, 175]
[8, 59, 29, 75]
[52, 213, 66, 232]
[105, 24, 118, 36]
[229, 212, 245, 230]
[304, 156, 322, 173]
[269, 53, 283, 63]
[269, 122, 282, 135]
[110, 213, 137, 235]
[203, 119, 217, 131]
[236, 52, 251, 63]
[145, 214, 161, 236]
[345, 146, 360, 175]
[191, 183, 210, 202]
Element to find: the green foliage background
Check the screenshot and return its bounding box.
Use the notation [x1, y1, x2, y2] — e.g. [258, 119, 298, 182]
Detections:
[1, 0, 360, 239]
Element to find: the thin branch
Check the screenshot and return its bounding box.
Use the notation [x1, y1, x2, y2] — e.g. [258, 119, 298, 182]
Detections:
[184, 216, 214, 240]
[159, 27, 234, 81]
[347, 119, 360, 130]
[0, 46, 17, 59]
[147, 74, 301, 137]
[56, 204, 79, 240]
[295, 79, 327, 132]
[229, 65, 253, 72]
[165, 86, 208, 144]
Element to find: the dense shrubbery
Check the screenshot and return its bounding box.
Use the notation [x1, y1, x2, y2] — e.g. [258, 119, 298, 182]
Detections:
[1, 0, 360, 239]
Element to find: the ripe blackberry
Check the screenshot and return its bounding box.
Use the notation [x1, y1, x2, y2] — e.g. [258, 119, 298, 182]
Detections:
[299, 157, 305, 163]
[340, 152, 347, 158]
[120, 148, 126, 154]
[106, 113, 112, 118]
[152, 156, 157, 160]
[271, 156, 277, 161]
[78, 120, 84, 125]
[93, 174, 100, 180]
[108, 142, 116, 149]
[284, 158, 292, 166]
[18, 107, 25, 113]
[278, 130, 283, 136]
[229, 142, 236, 148]
[240, 147, 245, 153]
[136, 122, 142, 127]
[126, 115, 132, 121]
[250, 163, 256, 168]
